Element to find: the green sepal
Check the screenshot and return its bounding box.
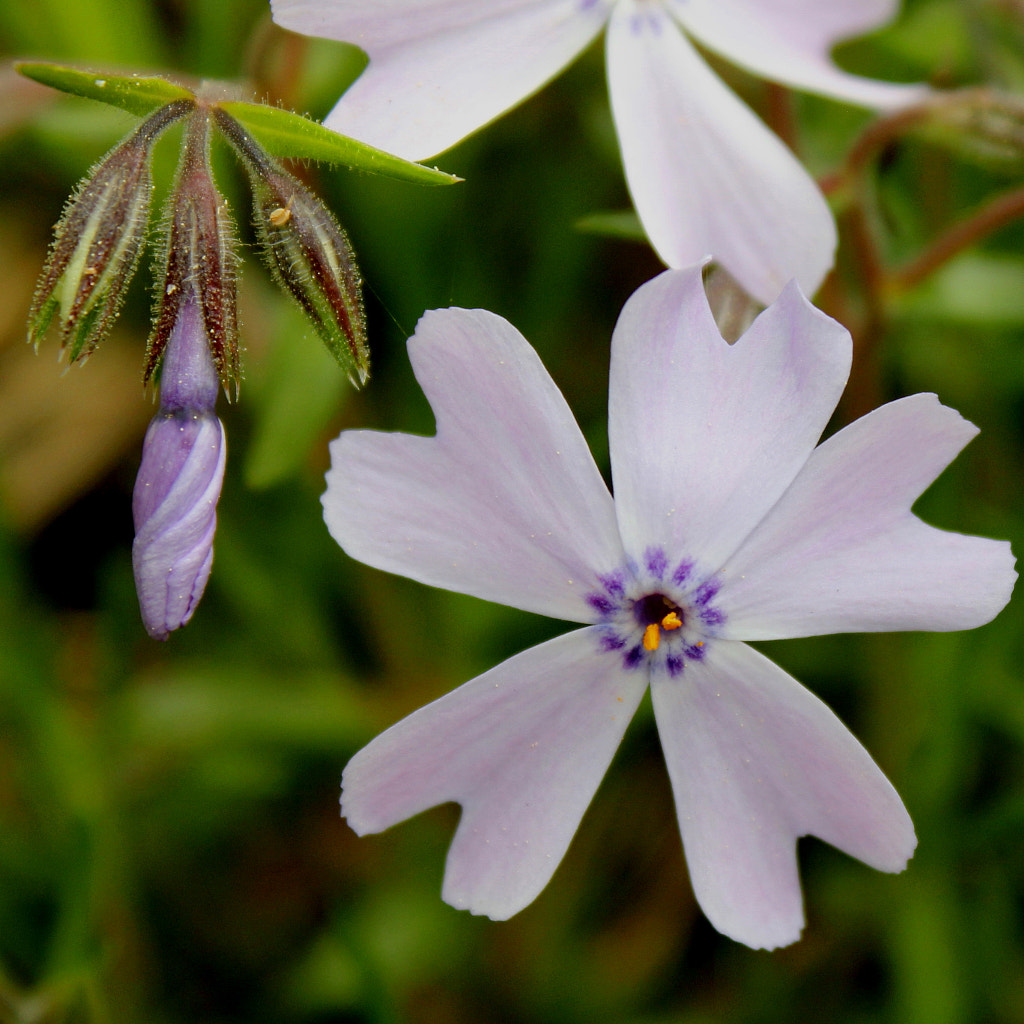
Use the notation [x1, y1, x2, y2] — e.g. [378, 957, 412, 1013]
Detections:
[16, 62, 194, 119]
[218, 100, 461, 186]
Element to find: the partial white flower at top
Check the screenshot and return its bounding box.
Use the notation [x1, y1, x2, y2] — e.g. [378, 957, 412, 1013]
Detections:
[322, 266, 1015, 949]
[272, 0, 928, 305]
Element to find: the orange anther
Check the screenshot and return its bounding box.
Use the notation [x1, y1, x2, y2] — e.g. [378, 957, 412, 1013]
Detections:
[643, 623, 661, 652]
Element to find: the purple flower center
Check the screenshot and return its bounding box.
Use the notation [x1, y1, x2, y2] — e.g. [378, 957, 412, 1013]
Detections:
[585, 546, 726, 677]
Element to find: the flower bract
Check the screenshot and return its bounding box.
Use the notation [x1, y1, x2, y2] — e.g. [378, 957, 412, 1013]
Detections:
[272, 0, 929, 304]
[322, 266, 1015, 949]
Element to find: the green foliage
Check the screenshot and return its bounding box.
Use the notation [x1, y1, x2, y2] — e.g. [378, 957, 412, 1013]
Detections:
[219, 100, 461, 185]
[17, 62, 194, 118]
[17, 62, 461, 184]
[2, 1, 1024, 1024]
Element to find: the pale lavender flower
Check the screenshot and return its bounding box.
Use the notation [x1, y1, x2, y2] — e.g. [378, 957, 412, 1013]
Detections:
[322, 266, 1015, 949]
[133, 297, 226, 640]
[272, 0, 928, 305]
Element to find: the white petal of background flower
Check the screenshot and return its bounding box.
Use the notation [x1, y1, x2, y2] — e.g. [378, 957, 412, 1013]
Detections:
[272, 0, 610, 161]
[342, 628, 648, 920]
[606, 0, 838, 304]
[718, 393, 1018, 639]
[607, 267, 849, 575]
[323, 306, 624, 622]
[674, 0, 929, 111]
[651, 640, 916, 950]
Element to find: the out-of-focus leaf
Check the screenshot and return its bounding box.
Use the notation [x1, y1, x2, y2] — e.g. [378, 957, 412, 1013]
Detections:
[15, 63, 193, 118]
[915, 90, 1024, 171]
[575, 209, 645, 241]
[123, 667, 371, 753]
[896, 253, 1024, 327]
[244, 299, 351, 490]
[218, 101, 461, 185]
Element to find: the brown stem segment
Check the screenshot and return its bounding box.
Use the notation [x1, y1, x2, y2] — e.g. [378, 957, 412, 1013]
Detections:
[890, 184, 1024, 293]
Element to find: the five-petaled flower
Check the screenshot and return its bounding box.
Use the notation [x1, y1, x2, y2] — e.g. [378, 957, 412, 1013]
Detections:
[272, 0, 927, 306]
[322, 266, 1015, 949]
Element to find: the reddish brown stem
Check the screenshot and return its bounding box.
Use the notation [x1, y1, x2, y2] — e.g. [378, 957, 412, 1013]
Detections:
[890, 184, 1024, 292]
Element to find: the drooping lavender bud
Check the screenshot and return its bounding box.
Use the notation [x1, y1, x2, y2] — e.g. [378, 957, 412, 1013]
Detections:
[133, 296, 226, 640]
[147, 106, 241, 398]
[213, 107, 369, 386]
[28, 99, 193, 363]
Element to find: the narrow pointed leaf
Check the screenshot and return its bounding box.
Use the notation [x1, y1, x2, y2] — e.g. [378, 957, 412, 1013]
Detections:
[16, 62, 194, 118]
[217, 100, 461, 185]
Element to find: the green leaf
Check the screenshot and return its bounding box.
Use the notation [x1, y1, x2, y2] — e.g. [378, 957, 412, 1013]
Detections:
[16, 62, 193, 118]
[575, 209, 646, 242]
[217, 100, 461, 185]
[244, 298, 352, 491]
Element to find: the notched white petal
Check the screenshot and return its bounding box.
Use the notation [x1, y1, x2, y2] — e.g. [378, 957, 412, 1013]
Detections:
[720, 393, 1017, 639]
[342, 630, 647, 920]
[652, 641, 915, 950]
[606, 0, 837, 306]
[608, 268, 850, 574]
[323, 306, 623, 621]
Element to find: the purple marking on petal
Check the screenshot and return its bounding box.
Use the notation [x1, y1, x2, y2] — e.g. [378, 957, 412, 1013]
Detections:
[700, 607, 726, 627]
[666, 653, 685, 677]
[598, 571, 626, 596]
[685, 643, 708, 661]
[672, 560, 694, 586]
[645, 546, 668, 579]
[693, 580, 720, 607]
[630, 10, 662, 36]
[599, 631, 627, 652]
[624, 644, 644, 669]
[587, 593, 616, 616]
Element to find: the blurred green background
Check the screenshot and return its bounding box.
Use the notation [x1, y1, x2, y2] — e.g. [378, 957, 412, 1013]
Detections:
[1, 1, 1023, 1021]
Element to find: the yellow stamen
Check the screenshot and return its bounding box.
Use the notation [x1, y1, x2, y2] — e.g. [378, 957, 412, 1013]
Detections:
[643, 623, 661, 652]
[661, 611, 682, 631]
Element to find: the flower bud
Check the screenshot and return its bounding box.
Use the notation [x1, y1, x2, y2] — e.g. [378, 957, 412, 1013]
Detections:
[133, 295, 226, 640]
[146, 107, 241, 398]
[28, 99, 193, 363]
[213, 107, 369, 385]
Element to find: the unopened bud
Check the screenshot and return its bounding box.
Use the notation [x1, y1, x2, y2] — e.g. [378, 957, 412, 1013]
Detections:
[213, 107, 369, 385]
[147, 107, 241, 397]
[133, 296, 226, 640]
[28, 99, 193, 363]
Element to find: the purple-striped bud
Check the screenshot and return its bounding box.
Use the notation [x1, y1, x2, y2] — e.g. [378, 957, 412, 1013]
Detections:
[28, 99, 192, 363]
[133, 296, 226, 640]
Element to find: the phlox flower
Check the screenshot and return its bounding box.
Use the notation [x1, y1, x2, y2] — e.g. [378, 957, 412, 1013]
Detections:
[272, 0, 928, 305]
[321, 267, 1015, 949]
